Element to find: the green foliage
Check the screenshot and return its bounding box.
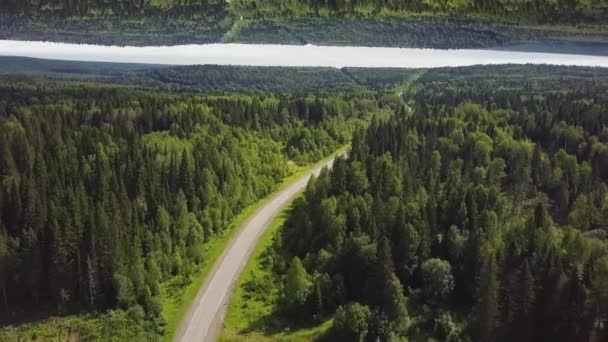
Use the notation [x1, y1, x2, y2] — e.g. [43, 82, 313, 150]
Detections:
[475, 249, 499, 341]
[421, 258, 454, 300]
[146, 65, 365, 93]
[2, 0, 608, 49]
[4, 63, 608, 342]
[231, 0, 608, 25]
[283, 257, 313, 319]
[114, 273, 137, 309]
[248, 64, 608, 341]
[332, 303, 372, 342]
[0, 0, 232, 45]
[0, 310, 156, 342]
[220, 1, 608, 50]
[0, 78, 371, 339]
[433, 311, 466, 342]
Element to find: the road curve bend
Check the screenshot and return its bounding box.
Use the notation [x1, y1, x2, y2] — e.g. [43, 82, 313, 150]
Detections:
[175, 153, 344, 342]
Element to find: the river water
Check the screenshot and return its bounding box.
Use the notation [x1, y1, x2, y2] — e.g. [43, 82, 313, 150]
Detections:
[1, 40, 607, 68]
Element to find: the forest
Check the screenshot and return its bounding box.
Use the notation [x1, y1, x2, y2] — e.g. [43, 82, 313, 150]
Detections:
[0, 0, 228, 17]
[226, 64, 608, 341]
[2, 0, 606, 24]
[230, 0, 608, 24]
[0, 57, 374, 93]
[1, 0, 607, 48]
[0, 77, 376, 339]
[1, 62, 608, 341]
[0, 0, 232, 45]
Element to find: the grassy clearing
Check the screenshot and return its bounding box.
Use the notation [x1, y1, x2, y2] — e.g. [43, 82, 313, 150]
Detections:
[161, 144, 349, 342]
[0, 310, 153, 342]
[0, 316, 98, 342]
[220, 320, 333, 342]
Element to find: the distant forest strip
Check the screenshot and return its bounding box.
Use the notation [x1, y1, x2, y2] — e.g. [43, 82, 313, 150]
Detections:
[0, 0, 607, 48]
[2, 0, 606, 24]
[0, 57, 427, 93]
[230, 0, 608, 24]
[3, 57, 608, 94]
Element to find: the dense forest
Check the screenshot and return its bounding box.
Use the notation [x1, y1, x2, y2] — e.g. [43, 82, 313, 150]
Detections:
[2, 62, 608, 341]
[0, 0, 232, 45]
[2, 0, 606, 24]
[242, 65, 608, 341]
[0, 58, 378, 93]
[0, 78, 374, 339]
[0, 0, 228, 17]
[231, 0, 608, 24]
[1, 0, 607, 48]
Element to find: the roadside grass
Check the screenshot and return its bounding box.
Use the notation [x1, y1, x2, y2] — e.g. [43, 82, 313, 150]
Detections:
[0, 310, 152, 341]
[0, 315, 98, 342]
[220, 320, 333, 342]
[161, 144, 349, 342]
[221, 202, 333, 342]
[220, 148, 351, 341]
[221, 207, 287, 333]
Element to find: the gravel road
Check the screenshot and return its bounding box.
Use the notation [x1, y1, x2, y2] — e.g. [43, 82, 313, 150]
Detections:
[175, 154, 342, 342]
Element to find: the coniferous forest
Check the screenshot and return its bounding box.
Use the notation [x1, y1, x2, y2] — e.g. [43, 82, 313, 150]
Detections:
[226, 64, 608, 341]
[1, 61, 608, 341]
[1, 0, 606, 49]
[2, 0, 606, 24]
[0, 73, 372, 339]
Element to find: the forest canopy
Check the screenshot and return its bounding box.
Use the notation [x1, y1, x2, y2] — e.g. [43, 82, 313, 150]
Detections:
[2, 0, 606, 24]
[1, 63, 608, 341]
[233, 64, 608, 341]
[0, 77, 374, 339]
[231, 0, 608, 24]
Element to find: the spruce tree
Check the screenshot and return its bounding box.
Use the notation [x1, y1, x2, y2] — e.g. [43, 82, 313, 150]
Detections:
[475, 248, 499, 341]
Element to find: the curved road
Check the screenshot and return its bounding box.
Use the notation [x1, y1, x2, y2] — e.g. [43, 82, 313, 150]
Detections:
[175, 154, 343, 342]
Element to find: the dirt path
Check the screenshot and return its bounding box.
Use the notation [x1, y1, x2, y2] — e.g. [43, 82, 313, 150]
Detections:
[175, 154, 342, 342]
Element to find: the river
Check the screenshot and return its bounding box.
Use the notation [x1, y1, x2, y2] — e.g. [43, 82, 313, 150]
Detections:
[1, 40, 607, 68]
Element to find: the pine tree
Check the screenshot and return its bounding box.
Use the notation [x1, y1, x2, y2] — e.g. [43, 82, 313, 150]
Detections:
[365, 238, 408, 327]
[21, 227, 42, 305]
[475, 248, 499, 341]
[0, 132, 16, 177]
[0, 226, 11, 310]
[330, 156, 347, 195]
[503, 258, 536, 341]
[514, 260, 536, 341]
[392, 220, 419, 286]
[531, 144, 542, 187]
[284, 257, 312, 319]
[87, 254, 97, 307]
[178, 150, 193, 201]
[557, 269, 592, 342]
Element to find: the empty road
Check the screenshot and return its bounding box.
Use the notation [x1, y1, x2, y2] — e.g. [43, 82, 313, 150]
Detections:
[175, 153, 343, 342]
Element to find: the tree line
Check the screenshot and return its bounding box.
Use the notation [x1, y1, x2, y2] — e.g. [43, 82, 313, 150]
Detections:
[0, 0, 227, 17]
[231, 0, 607, 24]
[2, 0, 605, 24]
